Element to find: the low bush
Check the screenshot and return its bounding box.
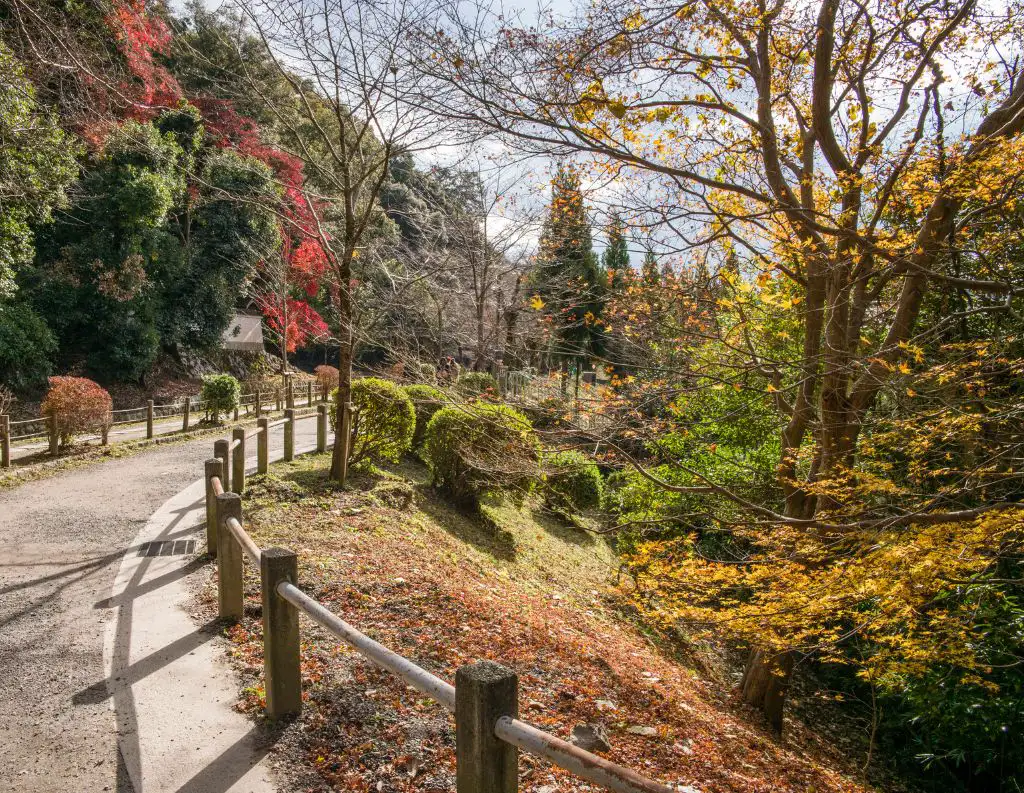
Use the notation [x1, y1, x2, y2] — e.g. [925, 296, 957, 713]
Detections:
[314, 364, 339, 395]
[403, 384, 446, 448]
[40, 376, 112, 447]
[423, 403, 540, 506]
[544, 450, 604, 512]
[201, 373, 241, 422]
[455, 371, 499, 398]
[332, 377, 415, 465]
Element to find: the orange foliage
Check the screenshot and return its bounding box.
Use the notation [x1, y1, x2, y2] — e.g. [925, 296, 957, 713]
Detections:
[314, 365, 340, 394]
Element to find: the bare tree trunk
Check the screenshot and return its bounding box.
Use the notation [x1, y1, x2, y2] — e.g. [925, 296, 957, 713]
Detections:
[740, 648, 793, 734]
[330, 255, 354, 482]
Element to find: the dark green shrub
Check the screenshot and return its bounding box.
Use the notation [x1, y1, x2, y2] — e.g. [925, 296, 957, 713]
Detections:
[423, 403, 540, 506]
[332, 377, 415, 464]
[201, 373, 240, 422]
[403, 384, 446, 447]
[544, 450, 604, 511]
[455, 371, 499, 397]
[0, 301, 56, 392]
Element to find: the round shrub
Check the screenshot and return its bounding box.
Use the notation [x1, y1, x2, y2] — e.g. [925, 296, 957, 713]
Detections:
[40, 376, 112, 447]
[455, 371, 499, 398]
[332, 377, 415, 465]
[314, 364, 339, 395]
[423, 403, 540, 506]
[201, 373, 241, 422]
[403, 384, 446, 448]
[544, 450, 604, 512]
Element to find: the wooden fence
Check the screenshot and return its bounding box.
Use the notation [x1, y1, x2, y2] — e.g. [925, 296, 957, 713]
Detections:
[203, 420, 673, 793]
[0, 378, 329, 468]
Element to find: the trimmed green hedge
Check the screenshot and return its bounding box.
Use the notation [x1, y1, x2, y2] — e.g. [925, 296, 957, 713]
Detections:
[544, 450, 604, 511]
[423, 402, 540, 506]
[201, 373, 240, 422]
[332, 377, 415, 465]
[403, 383, 446, 448]
[455, 371, 499, 397]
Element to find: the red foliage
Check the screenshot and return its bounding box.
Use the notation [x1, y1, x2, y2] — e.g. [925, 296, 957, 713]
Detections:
[105, 0, 181, 107]
[289, 238, 330, 296]
[314, 365, 340, 394]
[261, 297, 330, 354]
[40, 376, 113, 445]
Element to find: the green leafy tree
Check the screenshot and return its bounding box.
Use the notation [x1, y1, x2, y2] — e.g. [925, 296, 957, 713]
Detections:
[0, 43, 79, 299]
[601, 214, 630, 290]
[31, 106, 278, 381]
[0, 301, 56, 392]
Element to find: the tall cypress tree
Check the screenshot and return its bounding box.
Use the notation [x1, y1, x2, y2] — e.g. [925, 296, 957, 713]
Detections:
[534, 164, 604, 374]
[602, 214, 630, 290]
[641, 249, 660, 286]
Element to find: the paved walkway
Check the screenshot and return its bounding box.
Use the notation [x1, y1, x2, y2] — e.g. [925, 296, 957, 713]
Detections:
[0, 417, 320, 792]
[8, 399, 324, 462]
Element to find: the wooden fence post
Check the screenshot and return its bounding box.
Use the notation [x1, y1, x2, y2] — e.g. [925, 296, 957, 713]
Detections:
[284, 408, 295, 462]
[456, 661, 519, 793]
[256, 389, 262, 418]
[276, 388, 282, 412]
[261, 547, 302, 718]
[48, 414, 59, 456]
[1, 415, 9, 468]
[287, 378, 294, 409]
[316, 404, 327, 453]
[214, 438, 231, 494]
[146, 400, 154, 439]
[216, 492, 244, 620]
[232, 426, 246, 495]
[204, 458, 222, 556]
[183, 396, 191, 432]
[257, 418, 269, 474]
[307, 382, 313, 407]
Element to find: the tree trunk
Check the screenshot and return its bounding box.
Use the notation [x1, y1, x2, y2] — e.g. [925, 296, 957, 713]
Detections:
[740, 648, 793, 734]
[330, 253, 354, 482]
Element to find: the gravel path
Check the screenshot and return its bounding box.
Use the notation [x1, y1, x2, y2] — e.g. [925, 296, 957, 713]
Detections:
[0, 419, 318, 792]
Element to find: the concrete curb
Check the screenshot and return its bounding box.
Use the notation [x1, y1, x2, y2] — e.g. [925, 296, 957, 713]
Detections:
[101, 428, 323, 792]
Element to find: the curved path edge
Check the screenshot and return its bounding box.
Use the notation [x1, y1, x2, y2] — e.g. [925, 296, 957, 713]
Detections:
[102, 431, 323, 792]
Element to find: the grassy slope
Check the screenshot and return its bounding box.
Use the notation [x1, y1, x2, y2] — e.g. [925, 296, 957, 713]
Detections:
[200, 453, 874, 793]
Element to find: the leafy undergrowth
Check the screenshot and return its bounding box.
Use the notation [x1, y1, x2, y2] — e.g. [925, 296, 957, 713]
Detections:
[197, 453, 876, 793]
